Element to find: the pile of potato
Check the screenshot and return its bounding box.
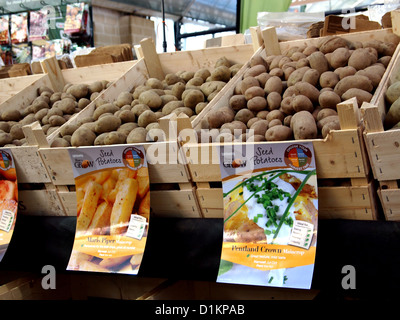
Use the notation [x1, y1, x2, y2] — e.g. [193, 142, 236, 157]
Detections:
[0, 80, 110, 147]
[198, 33, 400, 143]
[54, 57, 243, 147]
[384, 76, 400, 130]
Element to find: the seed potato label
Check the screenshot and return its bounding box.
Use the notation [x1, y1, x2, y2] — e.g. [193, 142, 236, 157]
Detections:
[0, 148, 18, 263]
[67, 145, 150, 275]
[217, 142, 318, 289]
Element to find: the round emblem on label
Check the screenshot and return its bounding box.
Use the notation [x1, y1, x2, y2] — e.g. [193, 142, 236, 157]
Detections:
[284, 144, 312, 171]
[122, 147, 144, 170]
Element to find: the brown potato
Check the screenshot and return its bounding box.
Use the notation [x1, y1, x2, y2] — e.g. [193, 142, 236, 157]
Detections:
[264, 76, 283, 95]
[290, 111, 317, 140]
[302, 69, 320, 86]
[104, 131, 127, 145]
[50, 137, 71, 148]
[93, 103, 119, 120]
[307, 51, 329, 76]
[229, 95, 247, 111]
[341, 88, 373, 107]
[137, 110, 157, 128]
[267, 92, 282, 110]
[126, 127, 148, 143]
[334, 66, 357, 80]
[71, 127, 97, 146]
[334, 75, 373, 96]
[291, 95, 314, 113]
[244, 86, 265, 100]
[250, 119, 269, 136]
[182, 89, 204, 109]
[67, 84, 89, 99]
[247, 96, 267, 112]
[330, 47, 351, 69]
[244, 64, 267, 78]
[240, 77, 260, 95]
[138, 90, 162, 110]
[265, 125, 293, 141]
[348, 48, 377, 70]
[318, 90, 341, 110]
[95, 115, 122, 134]
[2, 110, 21, 121]
[319, 71, 340, 89]
[235, 109, 255, 124]
[206, 106, 235, 129]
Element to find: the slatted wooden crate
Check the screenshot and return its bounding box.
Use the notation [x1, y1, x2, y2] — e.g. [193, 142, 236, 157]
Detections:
[0, 60, 137, 216]
[361, 11, 400, 220]
[33, 39, 255, 218]
[178, 27, 400, 220]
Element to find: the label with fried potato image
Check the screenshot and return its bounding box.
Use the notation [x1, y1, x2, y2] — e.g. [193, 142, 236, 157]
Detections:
[217, 142, 318, 289]
[0, 149, 18, 262]
[67, 145, 150, 274]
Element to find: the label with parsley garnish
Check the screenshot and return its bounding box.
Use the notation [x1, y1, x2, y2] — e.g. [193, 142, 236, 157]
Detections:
[217, 142, 318, 289]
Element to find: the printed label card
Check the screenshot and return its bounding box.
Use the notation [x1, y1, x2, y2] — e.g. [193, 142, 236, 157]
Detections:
[67, 145, 150, 274]
[217, 142, 318, 289]
[0, 149, 18, 262]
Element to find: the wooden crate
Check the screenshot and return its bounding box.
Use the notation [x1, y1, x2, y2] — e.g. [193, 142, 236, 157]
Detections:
[0, 59, 138, 216]
[33, 40, 255, 218]
[361, 11, 400, 221]
[191, 161, 378, 220]
[178, 28, 400, 220]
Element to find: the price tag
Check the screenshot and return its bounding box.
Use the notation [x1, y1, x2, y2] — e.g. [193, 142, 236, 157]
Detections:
[288, 220, 314, 250]
[126, 214, 147, 240]
[0, 209, 15, 233]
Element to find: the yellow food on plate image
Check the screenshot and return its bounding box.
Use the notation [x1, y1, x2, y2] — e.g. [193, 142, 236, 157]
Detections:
[76, 180, 103, 232]
[110, 178, 138, 235]
[88, 201, 113, 235]
[74, 166, 150, 235]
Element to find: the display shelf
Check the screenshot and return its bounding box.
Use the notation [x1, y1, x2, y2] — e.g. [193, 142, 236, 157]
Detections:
[361, 10, 400, 221]
[25, 39, 255, 218]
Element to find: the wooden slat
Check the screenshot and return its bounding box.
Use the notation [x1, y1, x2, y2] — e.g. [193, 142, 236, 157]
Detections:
[379, 188, 400, 221]
[249, 26, 263, 52]
[261, 26, 281, 56]
[40, 57, 65, 92]
[140, 38, 165, 80]
[61, 60, 136, 84]
[0, 75, 52, 113]
[337, 97, 360, 130]
[156, 44, 254, 75]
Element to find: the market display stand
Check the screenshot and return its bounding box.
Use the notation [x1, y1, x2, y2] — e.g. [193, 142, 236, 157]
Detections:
[1, 15, 400, 300]
[179, 26, 399, 221]
[14, 27, 396, 221]
[0, 59, 139, 217]
[361, 28, 400, 219]
[23, 39, 255, 218]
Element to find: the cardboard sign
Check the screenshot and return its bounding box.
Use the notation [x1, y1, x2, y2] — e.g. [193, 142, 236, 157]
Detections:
[217, 142, 318, 289]
[67, 145, 150, 274]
